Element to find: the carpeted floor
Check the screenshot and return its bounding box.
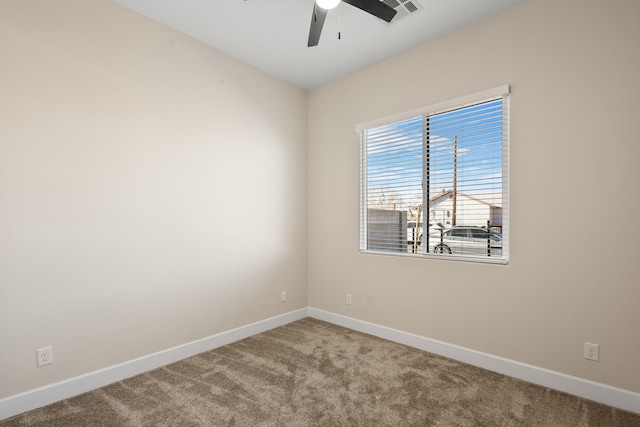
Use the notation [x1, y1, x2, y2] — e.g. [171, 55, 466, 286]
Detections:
[2, 318, 639, 426]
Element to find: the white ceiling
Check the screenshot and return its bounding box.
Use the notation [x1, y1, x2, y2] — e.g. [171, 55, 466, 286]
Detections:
[112, 0, 525, 90]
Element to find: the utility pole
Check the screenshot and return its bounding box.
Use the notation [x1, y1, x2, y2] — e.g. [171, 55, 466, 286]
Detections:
[452, 135, 457, 226]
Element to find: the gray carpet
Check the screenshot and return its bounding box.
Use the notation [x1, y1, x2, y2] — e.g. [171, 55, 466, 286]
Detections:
[2, 318, 639, 426]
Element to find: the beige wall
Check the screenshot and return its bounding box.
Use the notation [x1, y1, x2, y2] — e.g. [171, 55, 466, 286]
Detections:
[0, 0, 307, 398]
[308, 0, 640, 393]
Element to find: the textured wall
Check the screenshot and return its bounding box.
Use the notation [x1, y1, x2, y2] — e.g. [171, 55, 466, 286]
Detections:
[308, 0, 640, 393]
[0, 0, 307, 398]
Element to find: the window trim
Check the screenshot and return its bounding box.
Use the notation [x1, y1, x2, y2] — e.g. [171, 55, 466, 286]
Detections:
[356, 85, 509, 133]
[357, 85, 510, 264]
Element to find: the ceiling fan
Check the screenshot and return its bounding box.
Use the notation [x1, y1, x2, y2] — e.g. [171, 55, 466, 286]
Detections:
[308, 0, 398, 47]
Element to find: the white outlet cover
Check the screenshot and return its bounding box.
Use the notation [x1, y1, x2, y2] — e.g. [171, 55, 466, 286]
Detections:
[584, 342, 599, 361]
[37, 346, 53, 367]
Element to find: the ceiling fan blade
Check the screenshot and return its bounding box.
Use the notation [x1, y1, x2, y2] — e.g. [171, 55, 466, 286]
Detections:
[343, 0, 397, 22]
[308, 3, 328, 47]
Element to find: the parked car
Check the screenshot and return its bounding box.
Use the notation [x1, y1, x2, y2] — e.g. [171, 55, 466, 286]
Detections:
[428, 226, 502, 256]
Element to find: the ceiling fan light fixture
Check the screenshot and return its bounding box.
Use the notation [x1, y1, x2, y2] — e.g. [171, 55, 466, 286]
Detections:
[316, 0, 340, 10]
[308, 0, 396, 47]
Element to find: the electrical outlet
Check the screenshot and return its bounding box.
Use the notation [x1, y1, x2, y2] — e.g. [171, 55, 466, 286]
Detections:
[37, 346, 53, 367]
[280, 291, 287, 303]
[584, 342, 599, 361]
[346, 293, 352, 305]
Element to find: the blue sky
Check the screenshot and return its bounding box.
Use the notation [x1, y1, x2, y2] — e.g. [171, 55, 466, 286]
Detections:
[365, 98, 503, 212]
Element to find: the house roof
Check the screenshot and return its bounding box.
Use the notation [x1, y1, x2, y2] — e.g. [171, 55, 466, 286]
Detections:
[429, 189, 501, 209]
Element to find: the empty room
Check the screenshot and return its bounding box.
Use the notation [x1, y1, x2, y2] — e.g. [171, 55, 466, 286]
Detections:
[1, 0, 639, 425]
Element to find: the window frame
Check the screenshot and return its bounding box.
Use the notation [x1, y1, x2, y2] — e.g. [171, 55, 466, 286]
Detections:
[357, 85, 510, 264]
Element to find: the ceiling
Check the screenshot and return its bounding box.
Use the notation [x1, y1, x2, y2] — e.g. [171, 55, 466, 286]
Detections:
[112, 0, 525, 90]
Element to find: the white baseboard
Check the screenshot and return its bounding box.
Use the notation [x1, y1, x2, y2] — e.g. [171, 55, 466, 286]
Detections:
[0, 308, 309, 421]
[2, 307, 638, 420]
[308, 308, 640, 414]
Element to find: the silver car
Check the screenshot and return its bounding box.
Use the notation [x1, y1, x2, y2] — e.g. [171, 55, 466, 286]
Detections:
[429, 226, 502, 256]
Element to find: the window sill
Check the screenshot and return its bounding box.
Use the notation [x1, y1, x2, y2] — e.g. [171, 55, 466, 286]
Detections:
[359, 249, 509, 265]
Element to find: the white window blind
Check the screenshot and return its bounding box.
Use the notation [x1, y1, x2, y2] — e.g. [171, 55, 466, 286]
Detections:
[358, 86, 509, 263]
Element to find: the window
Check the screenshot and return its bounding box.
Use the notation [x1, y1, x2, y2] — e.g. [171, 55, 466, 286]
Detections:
[357, 86, 509, 263]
